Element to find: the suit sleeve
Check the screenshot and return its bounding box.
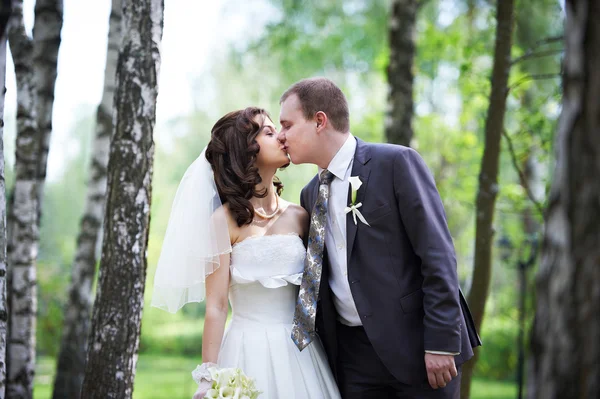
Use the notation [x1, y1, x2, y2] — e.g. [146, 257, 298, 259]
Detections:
[300, 187, 308, 212]
[393, 148, 461, 353]
[300, 187, 310, 248]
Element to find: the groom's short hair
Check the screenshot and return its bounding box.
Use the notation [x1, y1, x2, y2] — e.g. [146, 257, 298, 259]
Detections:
[280, 77, 350, 133]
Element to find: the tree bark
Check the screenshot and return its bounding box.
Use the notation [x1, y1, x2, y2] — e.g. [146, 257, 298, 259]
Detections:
[5, 0, 62, 397]
[80, 0, 163, 397]
[461, 1, 515, 397]
[0, 3, 12, 395]
[6, 1, 39, 396]
[52, 1, 121, 398]
[32, 0, 63, 208]
[385, 0, 416, 146]
[530, 1, 600, 397]
[0, 0, 10, 40]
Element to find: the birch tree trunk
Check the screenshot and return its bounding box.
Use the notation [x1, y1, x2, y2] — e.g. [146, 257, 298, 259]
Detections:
[461, 1, 515, 397]
[81, 0, 163, 397]
[6, 0, 62, 397]
[530, 1, 600, 397]
[385, 0, 416, 146]
[32, 0, 63, 207]
[52, 1, 121, 397]
[6, 1, 39, 396]
[0, 3, 12, 396]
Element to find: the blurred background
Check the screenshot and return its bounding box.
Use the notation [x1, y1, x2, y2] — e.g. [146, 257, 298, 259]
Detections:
[2, 0, 565, 398]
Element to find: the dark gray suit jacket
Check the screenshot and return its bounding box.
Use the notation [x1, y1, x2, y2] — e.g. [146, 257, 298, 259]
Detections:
[300, 138, 481, 385]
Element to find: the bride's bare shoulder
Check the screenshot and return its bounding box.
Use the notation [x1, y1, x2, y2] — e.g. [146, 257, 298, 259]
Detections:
[283, 201, 308, 218]
[213, 203, 232, 221]
[281, 201, 309, 235]
[214, 203, 241, 242]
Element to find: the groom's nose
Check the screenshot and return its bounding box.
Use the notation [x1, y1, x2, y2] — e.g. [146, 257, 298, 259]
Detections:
[277, 130, 286, 143]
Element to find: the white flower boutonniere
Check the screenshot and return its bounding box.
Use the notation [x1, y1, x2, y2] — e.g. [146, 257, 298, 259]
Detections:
[345, 176, 370, 226]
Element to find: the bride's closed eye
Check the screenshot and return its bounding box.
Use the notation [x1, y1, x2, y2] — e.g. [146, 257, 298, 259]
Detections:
[263, 126, 277, 136]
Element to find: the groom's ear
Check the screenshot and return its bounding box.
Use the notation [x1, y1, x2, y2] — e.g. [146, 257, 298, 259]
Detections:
[315, 111, 327, 131]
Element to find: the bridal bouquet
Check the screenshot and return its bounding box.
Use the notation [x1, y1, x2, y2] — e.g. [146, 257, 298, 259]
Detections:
[192, 364, 261, 399]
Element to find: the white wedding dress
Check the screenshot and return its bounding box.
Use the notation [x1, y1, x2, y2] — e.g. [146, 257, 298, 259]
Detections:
[217, 234, 341, 399]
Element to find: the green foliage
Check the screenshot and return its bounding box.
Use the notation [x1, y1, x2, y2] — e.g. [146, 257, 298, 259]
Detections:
[246, 0, 390, 80]
[470, 378, 517, 399]
[472, 262, 537, 381]
[38, 109, 93, 266]
[476, 314, 519, 381]
[36, 108, 95, 356]
[36, 260, 68, 357]
[140, 316, 205, 356]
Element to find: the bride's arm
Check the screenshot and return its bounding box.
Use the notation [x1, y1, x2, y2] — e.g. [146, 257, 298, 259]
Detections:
[201, 252, 231, 364]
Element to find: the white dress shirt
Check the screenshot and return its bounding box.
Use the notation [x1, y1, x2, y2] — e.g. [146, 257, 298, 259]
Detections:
[320, 134, 362, 326]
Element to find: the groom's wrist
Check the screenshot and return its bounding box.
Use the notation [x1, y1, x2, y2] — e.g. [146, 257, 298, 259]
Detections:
[425, 350, 460, 356]
[424, 326, 461, 353]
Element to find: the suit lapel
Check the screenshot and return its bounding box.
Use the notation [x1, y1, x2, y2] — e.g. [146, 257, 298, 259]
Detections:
[346, 139, 371, 263]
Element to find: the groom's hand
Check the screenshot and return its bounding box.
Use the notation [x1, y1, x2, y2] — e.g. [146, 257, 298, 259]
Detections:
[425, 353, 458, 389]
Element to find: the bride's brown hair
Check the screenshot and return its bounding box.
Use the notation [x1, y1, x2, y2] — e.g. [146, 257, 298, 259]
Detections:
[205, 107, 284, 227]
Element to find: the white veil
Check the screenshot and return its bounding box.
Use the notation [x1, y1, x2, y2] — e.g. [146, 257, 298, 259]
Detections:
[151, 148, 231, 313]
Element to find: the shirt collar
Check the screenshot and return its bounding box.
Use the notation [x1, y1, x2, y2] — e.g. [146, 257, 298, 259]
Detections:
[318, 133, 356, 181]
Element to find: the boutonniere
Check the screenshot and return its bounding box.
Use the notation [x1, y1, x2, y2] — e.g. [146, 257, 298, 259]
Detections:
[345, 176, 370, 226]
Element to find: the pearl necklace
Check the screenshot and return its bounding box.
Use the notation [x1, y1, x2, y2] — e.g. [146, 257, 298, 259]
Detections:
[253, 195, 280, 220]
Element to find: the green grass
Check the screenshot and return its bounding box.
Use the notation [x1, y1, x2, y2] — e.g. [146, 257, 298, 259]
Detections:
[470, 378, 516, 399]
[34, 355, 516, 399]
[34, 355, 200, 399]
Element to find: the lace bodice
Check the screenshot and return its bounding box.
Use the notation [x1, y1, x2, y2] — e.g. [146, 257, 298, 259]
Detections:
[227, 234, 306, 325]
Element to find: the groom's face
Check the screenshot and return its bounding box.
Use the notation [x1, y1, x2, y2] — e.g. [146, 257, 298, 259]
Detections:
[278, 94, 316, 165]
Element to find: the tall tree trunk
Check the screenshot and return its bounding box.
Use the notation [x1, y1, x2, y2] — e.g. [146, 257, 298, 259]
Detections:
[518, 148, 543, 399]
[52, 1, 121, 397]
[0, 3, 12, 396]
[466, 0, 476, 33]
[0, 0, 10, 35]
[530, 1, 600, 397]
[5, 0, 62, 397]
[32, 0, 63, 208]
[6, 1, 39, 396]
[385, 0, 416, 146]
[461, 1, 515, 397]
[80, 0, 163, 397]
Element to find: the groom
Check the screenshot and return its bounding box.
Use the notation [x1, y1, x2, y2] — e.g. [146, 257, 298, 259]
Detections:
[278, 77, 481, 398]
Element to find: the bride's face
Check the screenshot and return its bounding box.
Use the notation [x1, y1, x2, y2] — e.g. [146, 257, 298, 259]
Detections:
[255, 116, 290, 169]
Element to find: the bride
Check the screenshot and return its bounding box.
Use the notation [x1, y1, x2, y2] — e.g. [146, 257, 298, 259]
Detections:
[151, 107, 340, 399]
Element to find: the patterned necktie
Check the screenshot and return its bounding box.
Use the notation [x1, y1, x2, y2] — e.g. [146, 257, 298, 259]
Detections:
[292, 169, 335, 351]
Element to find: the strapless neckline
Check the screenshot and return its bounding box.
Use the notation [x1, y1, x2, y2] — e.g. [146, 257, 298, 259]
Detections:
[232, 233, 302, 249]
